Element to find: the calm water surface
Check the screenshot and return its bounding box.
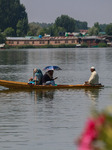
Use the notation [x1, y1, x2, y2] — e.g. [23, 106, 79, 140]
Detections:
[0, 48, 112, 150]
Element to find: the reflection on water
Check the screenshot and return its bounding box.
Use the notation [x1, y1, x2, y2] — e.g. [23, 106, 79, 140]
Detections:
[84, 88, 101, 106]
[33, 90, 55, 102]
[0, 50, 29, 81]
[0, 50, 28, 65]
[0, 88, 55, 101]
[0, 85, 107, 150]
[0, 48, 112, 150]
[0, 87, 100, 101]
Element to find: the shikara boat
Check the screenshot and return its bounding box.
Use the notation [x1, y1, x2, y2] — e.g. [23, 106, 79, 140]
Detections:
[0, 79, 104, 90]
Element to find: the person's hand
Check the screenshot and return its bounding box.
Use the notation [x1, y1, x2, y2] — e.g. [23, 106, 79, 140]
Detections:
[54, 77, 58, 80]
[84, 81, 89, 85]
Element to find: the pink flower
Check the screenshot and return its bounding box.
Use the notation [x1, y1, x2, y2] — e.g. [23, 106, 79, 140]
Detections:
[77, 114, 106, 150]
[78, 118, 98, 150]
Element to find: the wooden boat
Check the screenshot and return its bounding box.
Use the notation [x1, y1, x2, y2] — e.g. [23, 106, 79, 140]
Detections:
[0, 80, 104, 90]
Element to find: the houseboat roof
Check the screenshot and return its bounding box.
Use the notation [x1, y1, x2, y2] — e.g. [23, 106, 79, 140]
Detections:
[6, 37, 27, 40]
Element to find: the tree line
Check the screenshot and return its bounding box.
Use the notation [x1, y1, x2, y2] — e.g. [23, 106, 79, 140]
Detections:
[27, 15, 88, 37]
[0, 0, 112, 44]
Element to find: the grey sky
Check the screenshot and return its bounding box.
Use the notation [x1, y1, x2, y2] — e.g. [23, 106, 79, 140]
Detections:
[20, 0, 112, 27]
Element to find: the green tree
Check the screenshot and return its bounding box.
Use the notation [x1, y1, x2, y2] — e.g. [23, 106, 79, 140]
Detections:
[54, 15, 76, 32]
[27, 23, 41, 36]
[35, 22, 53, 28]
[0, 0, 28, 36]
[99, 24, 107, 32]
[94, 22, 100, 31]
[27, 15, 88, 36]
[16, 18, 28, 36]
[46, 26, 54, 36]
[52, 25, 65, 36]
[3, 27, 15, 37]
[105, 23, 112, 35]
[75, 21, 88, 31]
[88, 22, 100, 36]
[88, 26, 99, 35]
[0, 30, 6, 44]
[37, 28, 46, 36]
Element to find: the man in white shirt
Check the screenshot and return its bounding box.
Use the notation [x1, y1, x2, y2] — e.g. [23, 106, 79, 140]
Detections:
[85, 66, 99, 85]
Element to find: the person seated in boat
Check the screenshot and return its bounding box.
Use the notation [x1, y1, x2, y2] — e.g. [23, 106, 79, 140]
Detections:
[42, 69, 58, 85]
[85, 66, 99, 85]
[33, 68, 43, 85]
[28, 68, 43, 85]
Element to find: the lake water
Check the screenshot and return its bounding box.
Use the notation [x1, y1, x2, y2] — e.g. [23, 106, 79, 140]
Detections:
[0, 48, 112, 150]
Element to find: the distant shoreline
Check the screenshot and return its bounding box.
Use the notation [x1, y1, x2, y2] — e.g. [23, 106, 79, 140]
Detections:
[4, 44, 87, 49]
[4, 44, 108, 49]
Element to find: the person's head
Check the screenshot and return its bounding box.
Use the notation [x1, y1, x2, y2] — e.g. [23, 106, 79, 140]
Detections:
[90, 66, 95, 72]
[48, 70, 54, 76]
[33, 68, 38, 73]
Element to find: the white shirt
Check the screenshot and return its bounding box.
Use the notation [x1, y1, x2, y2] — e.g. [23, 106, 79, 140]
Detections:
[88, 71, 99, 84]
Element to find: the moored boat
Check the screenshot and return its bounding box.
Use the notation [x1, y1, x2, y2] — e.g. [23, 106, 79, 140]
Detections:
[0, 80, 104, 90]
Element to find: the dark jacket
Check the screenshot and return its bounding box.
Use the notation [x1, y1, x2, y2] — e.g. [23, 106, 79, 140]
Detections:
[42, 73, 53, 84]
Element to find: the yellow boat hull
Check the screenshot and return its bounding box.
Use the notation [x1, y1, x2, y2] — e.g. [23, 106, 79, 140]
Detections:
[0, 80, 104, 90]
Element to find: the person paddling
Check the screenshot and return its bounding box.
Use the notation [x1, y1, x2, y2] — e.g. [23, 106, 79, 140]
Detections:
[85, 66, 99, 85]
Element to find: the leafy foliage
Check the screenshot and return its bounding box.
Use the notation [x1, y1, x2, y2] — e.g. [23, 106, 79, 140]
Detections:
[0, 30, 6, 44]
[75, 20, 88, 31]
[105, 23, 112, 35]
[55, 15, 76, 32]
[35, 22, 53, 28]
[88, 22, 100, 35]
[88, 22, 112, 36]
[16, 18, 28, 36]
[3, 27, 15, 37]
[99, 24, 107, 32]
[88, 26, 99, 35]
[29, 15, 88, 36]
[0, 0, 28, 36]
[27, 23, 42, 36]
[98, 42, 107, 47]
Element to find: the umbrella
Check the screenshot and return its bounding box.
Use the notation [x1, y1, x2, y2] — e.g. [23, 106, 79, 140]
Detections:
[43, 66, 62, 71]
